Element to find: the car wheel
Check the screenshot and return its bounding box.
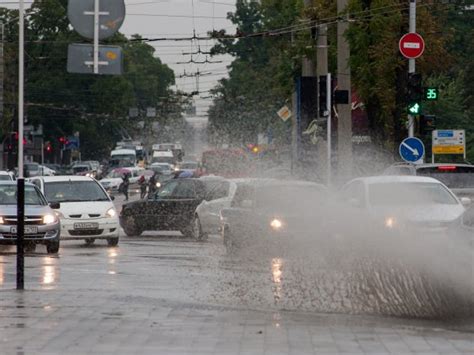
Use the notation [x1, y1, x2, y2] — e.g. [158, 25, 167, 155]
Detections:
[46, 241, 59, 254]
[193, 216, 207, 241]
[123, 216, 142, 237]
[107, 237, 119, 247]
[84, 238, 95, 246]
[25, 242, 36, 252]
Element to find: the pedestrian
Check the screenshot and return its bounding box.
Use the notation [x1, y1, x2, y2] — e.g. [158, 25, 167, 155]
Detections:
[148, 172, 158, 196]
[120, 173, 130, 201]
[138, 175, 147, 199]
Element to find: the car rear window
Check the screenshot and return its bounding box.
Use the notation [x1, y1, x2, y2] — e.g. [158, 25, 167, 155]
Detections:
[416, 166, 474, 188]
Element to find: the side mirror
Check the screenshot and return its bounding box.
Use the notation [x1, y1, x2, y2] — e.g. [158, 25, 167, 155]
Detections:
[460, 197, 471, 207]
[49, 202, 60, 209]
[110, 195, 115, 201]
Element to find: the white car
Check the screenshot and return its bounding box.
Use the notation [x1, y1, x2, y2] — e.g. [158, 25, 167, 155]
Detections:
[100, 167, 144, 195]
[340, 175, 470, 233]
[28, 176, 119, 246]
[0, 171, 15, 181]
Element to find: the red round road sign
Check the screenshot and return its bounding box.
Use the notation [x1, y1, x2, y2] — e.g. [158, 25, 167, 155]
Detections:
[399, 32, 425, 59]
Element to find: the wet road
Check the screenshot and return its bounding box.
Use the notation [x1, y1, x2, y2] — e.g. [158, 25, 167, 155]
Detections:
[0, 196, 472, 354]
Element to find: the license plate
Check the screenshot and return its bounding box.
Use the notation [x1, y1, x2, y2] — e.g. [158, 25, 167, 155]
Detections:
[10, 226, 38, 234]
[74, 222, 99, 230]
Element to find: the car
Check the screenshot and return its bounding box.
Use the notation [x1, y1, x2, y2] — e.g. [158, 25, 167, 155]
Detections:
[383, 163, 474, 200]
[119, 177, 224, 237]
[28, 176, 119, 246]
[339, 175, 470, 235]
[149, 162, 173, 176]
[0, 181, 60, 253]
[194, 179, 244, 239]
[0, 171, 15, 181]
[100, 167, 145, 195]
[220, 179, 329, 254]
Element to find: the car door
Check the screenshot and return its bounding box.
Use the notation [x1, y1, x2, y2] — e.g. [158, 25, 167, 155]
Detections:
[200, 181, 233, 234]
[146, 179, 198, 231]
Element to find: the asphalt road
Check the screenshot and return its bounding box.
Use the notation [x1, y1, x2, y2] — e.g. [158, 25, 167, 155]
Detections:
[0, 195, 472, 354]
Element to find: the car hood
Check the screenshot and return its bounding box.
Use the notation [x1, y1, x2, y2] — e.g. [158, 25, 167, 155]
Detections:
[58, 201, 115, 217]
[0, 205, 54, 216]
[370, 204, 465, 223]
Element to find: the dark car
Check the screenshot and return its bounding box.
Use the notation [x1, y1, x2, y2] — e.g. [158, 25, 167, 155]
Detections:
[0, 182, 60, 253]
[119, 177, 224, 237]
[220, 179, 329, 254]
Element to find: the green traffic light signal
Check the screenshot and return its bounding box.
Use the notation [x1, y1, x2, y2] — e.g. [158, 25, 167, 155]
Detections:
[424, 87, 438, 101]
[408, 102, 421, 114]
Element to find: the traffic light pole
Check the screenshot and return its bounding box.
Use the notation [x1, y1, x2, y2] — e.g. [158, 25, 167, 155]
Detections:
[408, 0, 416, 138]
[17, 0, 25, 290]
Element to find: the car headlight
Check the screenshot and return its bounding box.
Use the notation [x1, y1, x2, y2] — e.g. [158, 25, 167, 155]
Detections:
[270, 218, 283, 230]
[106, 208, 117, 218]
[156, 182, 161, 188]
[43, 214, 57, 225]
[55, 211, 64, 218]
[384, 217, 396, 229]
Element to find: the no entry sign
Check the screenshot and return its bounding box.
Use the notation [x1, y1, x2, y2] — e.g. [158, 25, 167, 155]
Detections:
[399, 33, 425, 59]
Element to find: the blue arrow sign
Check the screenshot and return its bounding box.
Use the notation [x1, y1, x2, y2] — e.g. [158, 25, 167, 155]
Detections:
[399, 137, 425, 163]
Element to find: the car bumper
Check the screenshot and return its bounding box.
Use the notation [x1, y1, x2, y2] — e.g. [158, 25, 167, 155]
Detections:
[0, 223, 60, 244]
[60, 217, 119, 240]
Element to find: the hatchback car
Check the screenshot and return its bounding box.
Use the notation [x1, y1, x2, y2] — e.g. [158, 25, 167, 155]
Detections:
[0, 182, 60, 253]
[120, 177, 224, 237]
[28, 176, 119, 246]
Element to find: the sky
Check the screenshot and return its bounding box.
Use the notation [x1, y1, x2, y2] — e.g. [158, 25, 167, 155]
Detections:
[2, 0, 237, 117]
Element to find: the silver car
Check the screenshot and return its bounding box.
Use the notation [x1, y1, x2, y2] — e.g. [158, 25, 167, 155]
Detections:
[0, 182, 60, 254]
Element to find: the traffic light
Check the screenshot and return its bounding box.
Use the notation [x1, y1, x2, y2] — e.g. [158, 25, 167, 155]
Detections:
[424, 87, 438, 101]
[318, 75, 328, 117]
[407, 73, 422, 114]
[45, 142, 53, 153]
[419, 115, 435, 135]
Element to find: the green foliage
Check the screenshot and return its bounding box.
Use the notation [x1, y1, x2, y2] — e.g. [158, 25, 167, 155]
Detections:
[0, 0, 178, 160]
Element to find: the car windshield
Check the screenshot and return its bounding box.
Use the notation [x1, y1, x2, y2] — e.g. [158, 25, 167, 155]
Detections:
[0, 175, 12, 181]
[416, 166, 474, 188]
[152, 157, 175, 164]
[180, 162, 198, 169]
[72, 166, 89, 173]
[369, 182, 459, 206]
[150, 164, 171, 173]
[255, 185, 328, 212]
[44, 181, 110, 203]
[0, 185, 46, 205]
[25, 164, 39, 172]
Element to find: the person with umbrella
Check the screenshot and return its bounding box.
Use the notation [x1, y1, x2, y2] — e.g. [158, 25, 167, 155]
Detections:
[119, 173, 130, 201]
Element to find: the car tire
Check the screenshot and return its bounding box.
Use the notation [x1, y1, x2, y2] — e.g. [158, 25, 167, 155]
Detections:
[46, 241, 59, 254]
[107, 237, 119, 247]
[193, 216, 207, 242]
[123, 217, 142, 237]
[84, 238, 95, 246]
[25, 242, 36, 252]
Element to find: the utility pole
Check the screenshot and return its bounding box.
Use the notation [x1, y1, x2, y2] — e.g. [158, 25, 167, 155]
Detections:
[302, 0, 315, 77]
[0, 23, 4, 122]
[336, 0, 353, 181]
[408, 0, 416, 137]
[316, 24, 329, 184]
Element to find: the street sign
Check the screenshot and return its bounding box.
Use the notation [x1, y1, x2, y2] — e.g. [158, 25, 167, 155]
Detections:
[432, 130, 465, 155]
[399, 33, 425, 59]
[67, 44, 123, 75]
[277, 105, 292, 122]
[399, 137, 425, 163]
[68, 0, 125, 40]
